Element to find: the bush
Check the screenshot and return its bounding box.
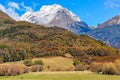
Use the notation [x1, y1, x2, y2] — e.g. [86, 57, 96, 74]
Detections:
[30, 65, 43, 72]
[0, 44, 8, 50]
[75, 64, 89, 71]
[102, 62, 118, 75]
[114, 59, 120, 74]
[34, 60, 44, 65]
[73, 60, 80, 66]
[0, 64, 29, 76]
[23, 59, 33, 66]
[0, 58, 3, 64]
[90, 62, 103, 73]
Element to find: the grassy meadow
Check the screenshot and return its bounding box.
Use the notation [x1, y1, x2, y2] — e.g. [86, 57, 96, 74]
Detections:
[0, 71, 120, 80]
[1, 57, 120, 80]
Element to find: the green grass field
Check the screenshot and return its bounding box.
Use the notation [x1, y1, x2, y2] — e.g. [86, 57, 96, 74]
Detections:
[0, 71, 120, 80]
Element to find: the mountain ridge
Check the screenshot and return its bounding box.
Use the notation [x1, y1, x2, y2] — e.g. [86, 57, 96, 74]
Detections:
[20, 4, 91, 34]
[98, 15, 120, 28]
[87, 15, 120, 49]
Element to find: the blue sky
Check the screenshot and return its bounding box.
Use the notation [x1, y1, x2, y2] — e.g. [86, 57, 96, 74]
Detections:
[0, 0, 120, 26]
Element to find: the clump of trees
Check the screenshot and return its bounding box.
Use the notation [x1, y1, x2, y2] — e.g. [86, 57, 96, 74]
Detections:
[23, 59, 44, 66]
[23, 59, 44, 72]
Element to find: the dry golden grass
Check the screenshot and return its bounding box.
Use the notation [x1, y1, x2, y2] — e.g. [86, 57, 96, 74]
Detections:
[4, 56, 74, 71]
[34, 56, 74, 71]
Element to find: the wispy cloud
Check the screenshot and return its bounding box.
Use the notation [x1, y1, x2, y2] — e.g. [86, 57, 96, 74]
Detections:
[7, 2, 20, 10]
[0, 4, 6, 12]
[104, 0, 120, 8]
[0, 2, 20, 21]
[0, 2, 34, 21]
[20, 2, 33, 12]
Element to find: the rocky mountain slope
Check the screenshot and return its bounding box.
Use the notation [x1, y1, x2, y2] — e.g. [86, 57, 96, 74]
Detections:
[87, 15, 120, 49]
[20, 4, 91, 34]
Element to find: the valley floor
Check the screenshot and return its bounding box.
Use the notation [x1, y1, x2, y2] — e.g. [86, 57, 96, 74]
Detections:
[0, 71, 120, 80]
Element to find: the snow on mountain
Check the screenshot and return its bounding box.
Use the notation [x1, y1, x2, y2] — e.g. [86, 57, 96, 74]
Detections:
[20, 4, 90, 34]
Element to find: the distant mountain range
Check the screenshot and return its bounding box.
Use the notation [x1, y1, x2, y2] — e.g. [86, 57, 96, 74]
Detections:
[87, 15, 120, 49]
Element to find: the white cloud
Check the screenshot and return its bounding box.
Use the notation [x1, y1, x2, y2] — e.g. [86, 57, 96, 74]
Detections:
[0, 3, 20, 21]
[20, 2, 33, 12]
[7, 2, 20, 10]
[104, 0, 120, 8]
[7, 7, 20, 20]
[0, 4, 6, 12]
[0, 2, 34, 21]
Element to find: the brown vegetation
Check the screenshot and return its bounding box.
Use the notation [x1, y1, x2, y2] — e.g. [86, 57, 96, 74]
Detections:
[90, 62, 103, 73]
[0, 64, 28, 76]
[75, 64, 89, 71]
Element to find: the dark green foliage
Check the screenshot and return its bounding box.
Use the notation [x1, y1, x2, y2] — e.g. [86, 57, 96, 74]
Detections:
[0, 44, 8, 50]
[34, 60, 44, 65]
[0, 57, 3, 64]
[23, 59, 33, 66]
[73, 60, 80, 66]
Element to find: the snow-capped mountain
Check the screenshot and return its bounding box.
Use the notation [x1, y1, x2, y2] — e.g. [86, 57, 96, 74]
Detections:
[20, 4, 91, 34]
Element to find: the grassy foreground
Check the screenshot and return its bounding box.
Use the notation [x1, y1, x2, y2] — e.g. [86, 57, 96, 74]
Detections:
[0, 71, 120, 80]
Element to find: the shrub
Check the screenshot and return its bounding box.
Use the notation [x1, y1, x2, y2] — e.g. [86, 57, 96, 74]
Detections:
[75, 64, 89, 71]
[114, 59, 120, 74]
[30, 65, 43, 72]
[0, 64, 29, 76]
[102, 62, 118, 75]
[73, 60, 80, 66]
[90, 62, 103, 73]
[0, 58, 3, 64]
[34, 60, 44, 65]
[23, 59, 33, 66]
[0, 44, 8, 50]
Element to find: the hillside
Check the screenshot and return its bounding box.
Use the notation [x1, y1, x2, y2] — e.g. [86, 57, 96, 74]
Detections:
[0, 21, 119, 63]
[0, 11, 15, 26]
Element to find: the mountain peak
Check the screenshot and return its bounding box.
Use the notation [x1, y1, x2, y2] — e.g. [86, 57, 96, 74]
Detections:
[39, 4, 81, 22]
[40, 4, 63, 11]
[98, 15, 120, 28]
[20, 4, 90, 34]
[21, 4, 81, 24]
